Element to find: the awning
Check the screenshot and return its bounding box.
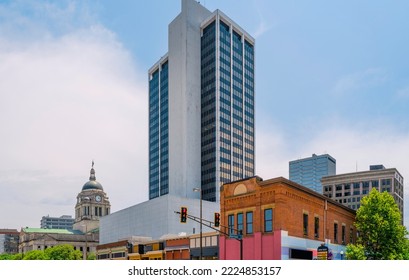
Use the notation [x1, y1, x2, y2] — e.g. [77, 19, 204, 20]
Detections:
[165, 246, 189, 252]
[144, 250, 164, 256]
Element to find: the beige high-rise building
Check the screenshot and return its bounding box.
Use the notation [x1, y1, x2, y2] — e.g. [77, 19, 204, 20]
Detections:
[321, 165, 404, 222]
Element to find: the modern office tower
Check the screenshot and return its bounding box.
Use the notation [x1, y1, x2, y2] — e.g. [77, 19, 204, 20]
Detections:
[322, 165, 404, 221]
[40, 215, 74, 230]
[289, 154, 336, 193]
[148, 0, 255, 202]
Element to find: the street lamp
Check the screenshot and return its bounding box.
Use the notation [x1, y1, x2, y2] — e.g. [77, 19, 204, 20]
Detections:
[340, 250, 344, 260]
[193, 187, 202, 260]
[82, 224, 88, 260]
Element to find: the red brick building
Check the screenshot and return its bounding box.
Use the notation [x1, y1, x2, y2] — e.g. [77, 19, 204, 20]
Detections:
[219, 176, 356, 260]
[165, 237, 190, 260]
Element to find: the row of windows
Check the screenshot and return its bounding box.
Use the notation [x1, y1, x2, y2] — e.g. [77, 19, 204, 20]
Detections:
[302, 213, 353, 244]
[149, 189, 159, 199]
[302, 214, 321, 238]
[227, 209, 273, 236]
[97, 252, 125, 260]
[334, 223, 352, 244]
[202, 94, 216, 108]
[326, 186, 393, 198]
[244, 108, 254, 117]
[244, 79, 254, 89]
[82, 206, 109, 217]
[201, 176, 216, 187]
[220, 52, 231, 65]
[220, 46, 232, 57]
[190, 235, 218, 248]
[325, 179, 393, 192]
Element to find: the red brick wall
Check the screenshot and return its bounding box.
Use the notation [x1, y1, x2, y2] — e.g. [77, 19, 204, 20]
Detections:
[221, 177, 356, 245]
[166, 238, 189, 247]
[166, 249, 190, 260]
[165, 238, 190, 260]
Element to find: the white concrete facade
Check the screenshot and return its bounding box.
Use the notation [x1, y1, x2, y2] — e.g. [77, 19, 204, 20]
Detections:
[99, 195, 219, 244]
[167, 0, 211, 199]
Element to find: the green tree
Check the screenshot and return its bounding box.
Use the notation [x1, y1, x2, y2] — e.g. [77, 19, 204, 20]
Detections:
[23, 250, 48, 260]
[345, 244, 366, 260]
[12, 253, 23, 260]
[402, 238, 409, 260]
[45, 244, 82, 260]
[348, 188, 408, 260]
[87, 252, 96, 260]
[18, 245, 83, 260]
[0, 253, 13, 260]
[0, 253, 24, 260]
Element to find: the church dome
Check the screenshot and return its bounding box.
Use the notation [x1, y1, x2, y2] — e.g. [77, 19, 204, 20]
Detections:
[82, 162, 103, 191]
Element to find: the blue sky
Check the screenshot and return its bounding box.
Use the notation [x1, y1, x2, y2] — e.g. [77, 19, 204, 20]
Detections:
[1, 0, 409, 229]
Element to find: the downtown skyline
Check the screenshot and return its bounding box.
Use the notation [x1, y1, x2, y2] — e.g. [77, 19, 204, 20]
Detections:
[1, 0, 409, 229]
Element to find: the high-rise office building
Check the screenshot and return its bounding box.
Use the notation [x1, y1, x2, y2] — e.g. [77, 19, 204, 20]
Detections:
[101, 0, 252, 244]
[148, 0, 255, 202]
[322, 165, 404, 221]
[289, 154, 336, 193]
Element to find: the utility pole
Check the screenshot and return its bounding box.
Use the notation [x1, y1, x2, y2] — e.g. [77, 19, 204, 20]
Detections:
[193, 187, 203, 260]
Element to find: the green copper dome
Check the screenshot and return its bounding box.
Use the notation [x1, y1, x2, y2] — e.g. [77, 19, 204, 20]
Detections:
[82, 162, 103, 191]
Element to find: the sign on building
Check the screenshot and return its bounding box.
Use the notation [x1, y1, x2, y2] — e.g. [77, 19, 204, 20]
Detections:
[317, 244, 329, 260]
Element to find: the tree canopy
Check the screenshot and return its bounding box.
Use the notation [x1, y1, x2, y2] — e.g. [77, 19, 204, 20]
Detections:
[87, 252, 96, 260]
[44, 244, 82, 260]
[346, 188, 408, 260]
[0, 253, 13, 260]
[1, 244, 84, 260]
[23, 250, 47, 260]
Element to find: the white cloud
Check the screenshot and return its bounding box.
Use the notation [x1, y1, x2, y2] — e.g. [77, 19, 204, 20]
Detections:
[252, 0, 275, 38]
[0, 4, 148, 229]
[253, 20, 272, 39]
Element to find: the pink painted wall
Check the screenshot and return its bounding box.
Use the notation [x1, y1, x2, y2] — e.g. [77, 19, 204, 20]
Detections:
[219, 235, 226, 260]
[219, 230, 282, 260]
[273, 230, 282, 259]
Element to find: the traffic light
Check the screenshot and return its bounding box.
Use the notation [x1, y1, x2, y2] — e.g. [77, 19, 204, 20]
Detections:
[180, 207, 187, 223]
[214, 212, 220, 227]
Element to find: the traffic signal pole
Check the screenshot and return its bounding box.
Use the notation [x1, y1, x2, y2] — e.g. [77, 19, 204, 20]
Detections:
[174, 211, 243, 260]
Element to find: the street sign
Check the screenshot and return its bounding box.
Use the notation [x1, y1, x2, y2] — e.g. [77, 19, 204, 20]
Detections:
[229, 234, 242, 240]
[317, 244, 329, 260]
